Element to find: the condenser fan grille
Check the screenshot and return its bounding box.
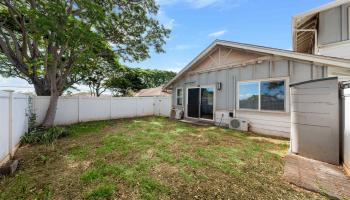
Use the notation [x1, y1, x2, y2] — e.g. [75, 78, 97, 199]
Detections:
[230, 119, 241, 128]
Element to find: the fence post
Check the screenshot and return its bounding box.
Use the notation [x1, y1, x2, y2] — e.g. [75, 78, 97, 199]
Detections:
[153, 97, 155, 116]
[77, 96, 80, 123]
[8, 91, 14, 158]
[110, 96, 112, 120]
[137, 97, 139, 117]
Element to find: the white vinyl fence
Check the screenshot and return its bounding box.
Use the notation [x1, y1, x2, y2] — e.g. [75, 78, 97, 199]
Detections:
[34, 96, 171, 125]
[0, 93, 171, 165]
[0, 91, 29, 166]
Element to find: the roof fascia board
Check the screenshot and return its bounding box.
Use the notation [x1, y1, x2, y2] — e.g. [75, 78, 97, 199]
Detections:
[189, 56, 273, 75]
[216, 41, 350, 68]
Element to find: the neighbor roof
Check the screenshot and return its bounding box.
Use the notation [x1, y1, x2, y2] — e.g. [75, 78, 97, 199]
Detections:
[134, 86, 170, 97]
[164, 40, 350, 89]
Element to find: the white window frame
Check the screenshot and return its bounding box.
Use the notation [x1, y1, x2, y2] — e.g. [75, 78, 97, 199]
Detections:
[237, 77, 288, 113]
[176, 88, 183, 106]
[185, 85, 216, 121]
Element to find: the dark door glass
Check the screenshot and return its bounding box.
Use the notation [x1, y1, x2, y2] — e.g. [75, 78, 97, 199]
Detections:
[187, 88, 200, 118]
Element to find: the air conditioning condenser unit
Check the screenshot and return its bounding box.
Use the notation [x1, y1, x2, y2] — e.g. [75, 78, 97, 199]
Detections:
[229, 118, 249, 132]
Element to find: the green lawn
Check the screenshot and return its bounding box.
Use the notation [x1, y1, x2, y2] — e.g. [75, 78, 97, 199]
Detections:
[0, 117, 326, 199]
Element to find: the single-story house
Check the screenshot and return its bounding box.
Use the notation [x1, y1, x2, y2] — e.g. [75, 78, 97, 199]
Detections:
[134, 86, 170, 97]
[163, 40, 350, 138]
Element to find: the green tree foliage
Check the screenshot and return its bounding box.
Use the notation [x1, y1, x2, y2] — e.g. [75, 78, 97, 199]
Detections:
[106, 67, 176, 96]
[0, 0, 170, 126]
[79, 57, 121, 97]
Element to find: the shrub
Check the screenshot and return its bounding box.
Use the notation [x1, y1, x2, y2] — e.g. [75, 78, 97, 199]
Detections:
[21, 126, 69, 145]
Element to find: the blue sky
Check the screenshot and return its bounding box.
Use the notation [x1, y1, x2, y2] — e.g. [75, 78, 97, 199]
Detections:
[127, 0, 332, 72]
[0, 0, 333, 92]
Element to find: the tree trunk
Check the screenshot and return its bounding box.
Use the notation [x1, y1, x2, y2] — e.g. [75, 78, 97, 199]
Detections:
[96, 88, 100, 97]
[42, 70, 60, 128]
[32, 77, 51, 96]
[33, 81, 51, 96]
[42, 91, 59, 127]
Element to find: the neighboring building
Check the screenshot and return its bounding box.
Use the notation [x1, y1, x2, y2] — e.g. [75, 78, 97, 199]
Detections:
[293, 0, 350, 59]
[134, 86, 170, 97]
[163, 40, 350, 138]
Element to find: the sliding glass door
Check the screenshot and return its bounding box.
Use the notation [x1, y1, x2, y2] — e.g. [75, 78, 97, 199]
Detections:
[200, 88, 214, 120]
[187, 88, 200, 118]
[187, 87, 214, 120]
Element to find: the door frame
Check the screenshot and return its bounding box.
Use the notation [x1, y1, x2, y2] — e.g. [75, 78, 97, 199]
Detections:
[185, 85, 216, 121]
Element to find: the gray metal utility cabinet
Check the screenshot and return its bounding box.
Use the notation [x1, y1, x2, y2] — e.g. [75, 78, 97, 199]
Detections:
[290, 77, 340, 165]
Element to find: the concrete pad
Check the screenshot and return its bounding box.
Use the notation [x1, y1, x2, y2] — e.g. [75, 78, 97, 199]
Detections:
[283, 154, 350, 199]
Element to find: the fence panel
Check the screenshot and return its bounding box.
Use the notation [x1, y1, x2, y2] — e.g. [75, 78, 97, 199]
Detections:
[79, 96, 110, 122]
[11, 93, 28, 148]
[0, 92, 10, 165]
[137, 97, 155, 116]
[34, 96, 79, 125]
[156, 97, 171, 117]
[0, 91, 29, 165]
[1, 94, 171, 165]
[55, 97, 79, 124]
[33, 96, 49, 125]
[34, 96, 171, 125]
[153, 97, 171, 116]
[111, 97, 137, 118]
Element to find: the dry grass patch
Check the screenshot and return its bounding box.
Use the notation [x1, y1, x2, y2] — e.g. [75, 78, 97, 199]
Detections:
[0, 117, 327, 199]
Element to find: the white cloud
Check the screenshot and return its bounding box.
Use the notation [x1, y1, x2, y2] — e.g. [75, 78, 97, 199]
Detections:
[157, 0, 242, 9]
[166, 64, 186, 72]
[188, 0, 220, 8]
[157, 9, 177, 30]
[208, 30, 227, 37]
[157, 0, 179, 6]
[162, 61, 189, 72]
[172, 44, 194, 50]
[165, 19, 176, 30]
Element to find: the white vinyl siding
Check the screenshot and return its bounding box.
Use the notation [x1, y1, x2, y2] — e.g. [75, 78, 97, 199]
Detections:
[348, 7, 350, 39]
